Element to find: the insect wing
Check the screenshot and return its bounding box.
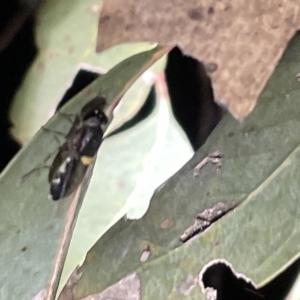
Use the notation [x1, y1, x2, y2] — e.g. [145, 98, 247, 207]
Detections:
[78, 99, 108, 157]
[63, 158, 89, 199]
[49, 147, 87, 200]
[78, 121, 104, 157]
[65, 116, 84, 149]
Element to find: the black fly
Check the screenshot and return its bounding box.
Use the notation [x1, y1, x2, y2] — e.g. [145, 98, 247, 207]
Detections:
[48, 96, 108, 200]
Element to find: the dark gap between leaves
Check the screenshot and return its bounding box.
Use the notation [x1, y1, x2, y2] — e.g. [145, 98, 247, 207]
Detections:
[0, 0, 37, 172]
[165, 46, 223, 151]
[202, 257, 300, 300]
[56, 69, 101, 111]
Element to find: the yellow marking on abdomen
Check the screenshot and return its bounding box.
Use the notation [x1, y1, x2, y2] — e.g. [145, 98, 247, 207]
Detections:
[81, 156, 93, 165]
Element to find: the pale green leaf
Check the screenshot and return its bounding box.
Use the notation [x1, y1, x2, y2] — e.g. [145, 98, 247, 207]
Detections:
[10, 0, 156, 144]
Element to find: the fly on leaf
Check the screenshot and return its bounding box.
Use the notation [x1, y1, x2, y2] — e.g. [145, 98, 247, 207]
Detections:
[49, 96, 108, 200]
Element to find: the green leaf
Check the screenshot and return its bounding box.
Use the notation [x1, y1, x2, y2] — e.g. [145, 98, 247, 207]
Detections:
[0, 46, 168, 300]
[70, 34, 300, 299]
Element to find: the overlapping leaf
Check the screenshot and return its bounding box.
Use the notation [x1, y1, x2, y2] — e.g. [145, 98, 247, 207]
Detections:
[70, 33, 300, 299]
[0, 46, 168, 300]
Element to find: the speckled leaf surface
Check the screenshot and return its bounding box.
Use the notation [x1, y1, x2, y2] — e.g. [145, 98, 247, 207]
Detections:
[10, 0, 156, 144]
[70, 34, 300, 299]
[0, 46, 168, 300]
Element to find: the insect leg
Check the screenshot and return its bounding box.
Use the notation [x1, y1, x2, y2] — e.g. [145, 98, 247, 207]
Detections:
[21, 165, 51, 182]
